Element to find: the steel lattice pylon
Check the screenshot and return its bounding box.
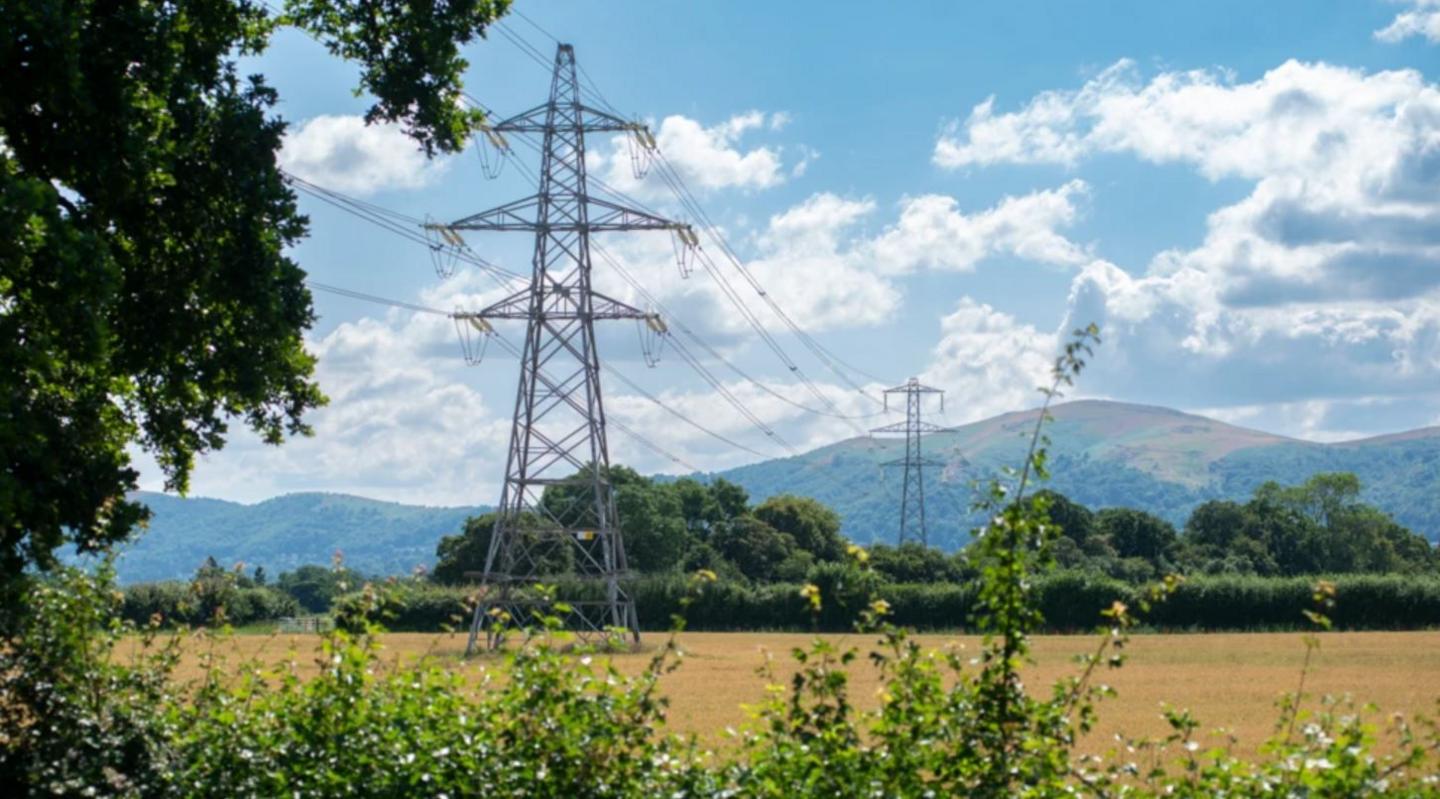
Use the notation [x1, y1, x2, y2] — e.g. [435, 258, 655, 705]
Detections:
[448, 44, 689, 653]
[871, 378, 953, 547]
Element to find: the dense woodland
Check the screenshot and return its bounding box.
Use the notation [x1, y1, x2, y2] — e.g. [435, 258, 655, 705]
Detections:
[118, 467, 1439, 632]
[429, 466, 1437, 584]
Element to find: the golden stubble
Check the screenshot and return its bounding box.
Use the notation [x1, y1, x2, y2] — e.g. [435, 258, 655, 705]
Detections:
[119, 629, 1440, 756]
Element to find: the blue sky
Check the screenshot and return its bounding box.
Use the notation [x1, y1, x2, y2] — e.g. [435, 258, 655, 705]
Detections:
[142, 0, 1440, 505]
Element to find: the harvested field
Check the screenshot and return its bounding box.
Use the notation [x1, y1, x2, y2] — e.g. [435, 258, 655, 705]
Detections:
[126, 629, 1440, 756]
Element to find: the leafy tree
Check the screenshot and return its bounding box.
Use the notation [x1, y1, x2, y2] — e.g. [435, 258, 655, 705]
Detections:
[711, 515, 798, 583]
[536, 464, 688, 573]
[710, 478, 751, 521]
[433, 515, 496, 585]
[0, 0, 511, 620]
[275, 563, 362, 613]
[1184, 499, 1249, 549]
[431, 511, 566, 584]
[867, 542, 962, 583]
[681, 540, 746, 582]
[672, 478, 720, 537]
[1222, 536, 1279, 575]
[752, 494, 845, 562]
[1050, 535, 1089, 570]
[1095, 507, 1177, 563]
[1289, 472, 1363, 529]
[615, 475, 688, 573]
[1178, 473, 1435, 577]
[672, 476, 749, 538]
[1034, 489, 1095, 542]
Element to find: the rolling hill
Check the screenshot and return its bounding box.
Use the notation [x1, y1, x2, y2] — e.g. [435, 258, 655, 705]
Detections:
[114, 400, 1440, 582]
[111, 492, 487, 583]
[707, 400, 1440, 550]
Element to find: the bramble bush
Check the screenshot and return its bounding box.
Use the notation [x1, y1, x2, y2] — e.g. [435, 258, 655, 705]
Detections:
[5, 325, 1440, 796]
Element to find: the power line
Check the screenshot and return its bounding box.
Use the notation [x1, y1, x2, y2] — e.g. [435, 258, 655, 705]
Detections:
[470, 23, 891, 410]
[306, 281, 449, 316]
[493, 22, 558, 74]
[590, 239, 886, 424]
[304, 280, 707, 471]
[602, 364, 776, 459]
[282, 170, 526, 286]
[460, 91, 890, 425]
[292, 115, 806, 468]
[649, 151, 890, 394]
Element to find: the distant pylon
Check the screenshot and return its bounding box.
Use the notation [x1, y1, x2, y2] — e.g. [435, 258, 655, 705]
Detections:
[871, 378, 952, 547]
[445, 44, 694, 654]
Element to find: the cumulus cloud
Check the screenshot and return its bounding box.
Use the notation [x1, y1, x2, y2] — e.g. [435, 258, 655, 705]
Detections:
[746, 182, 1090, 330]
[280, 115, 450, 195]
[934, 59, 1440, 182]
[866, 181, 1091, 275]
[922, 299, 1059, 424]
[165, 295, 511, 505]
[1376, 0, 1440, 43]
[935, 59, 1440, 414]
[588, 181, 1092, 335]
[1196, 396, 1408, 443]
[155, 279, 892, 504]
[597, 112, 791, 196]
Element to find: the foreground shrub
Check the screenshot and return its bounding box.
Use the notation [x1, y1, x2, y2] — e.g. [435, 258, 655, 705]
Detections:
[0, 567, 180, 795]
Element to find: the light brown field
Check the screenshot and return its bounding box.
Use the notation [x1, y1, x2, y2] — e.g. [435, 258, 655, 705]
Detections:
[128, 630, 1440, 756]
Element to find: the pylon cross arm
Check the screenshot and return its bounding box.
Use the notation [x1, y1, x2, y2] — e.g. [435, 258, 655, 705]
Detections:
[590, 291, 651, 320]
[585, 196, 686, 231]
[870, 421, 955, 434]
[882, 381, 944, 394]
[449, 194, 543, 230]
[448, 195, 683, 233]
[459, 290, 525, 320]
[493, 102, 643, 134]
[880, 457, 947, 468]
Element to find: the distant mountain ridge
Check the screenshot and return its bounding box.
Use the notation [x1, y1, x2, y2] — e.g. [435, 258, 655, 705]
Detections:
[116, 400, 1440, 582]
[114, 492, 487, 583]
[707, 400, 1440, 550]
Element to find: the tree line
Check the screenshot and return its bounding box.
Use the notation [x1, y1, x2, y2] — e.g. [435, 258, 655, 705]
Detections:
[125, 467, 1438, 630]
[428, 467, 1437, 587]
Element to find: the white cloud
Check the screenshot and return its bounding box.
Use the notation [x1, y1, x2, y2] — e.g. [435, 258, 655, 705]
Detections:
[1376, 0, 1440, 43]
[742, 193, 901, 330]
[936, 59, 1440, 416]
[934, 59, 1440, 183]
[280, 115, 450, 195]
[1197, 398, 1389, 443]
[161, 299, 510, 505]
[790, 145, 820, 178]
[151, 275, 894, 503]
[923, 298, 1059, 424]
[866, 181, 1091, 275]
[745, 182, 1090, 330]
[597, 112, 791, 196]
[588, 182, 1092, 334]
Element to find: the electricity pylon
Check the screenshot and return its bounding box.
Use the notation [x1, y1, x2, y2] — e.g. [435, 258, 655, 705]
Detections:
[443, 44, 692, 654]
[871, 378, 952, 547]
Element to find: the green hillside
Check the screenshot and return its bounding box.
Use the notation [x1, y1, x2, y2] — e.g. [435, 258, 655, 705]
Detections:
[113, 492, 487, 583]
[709, 400, 1440, 550]
[113, 400, 1440, 581]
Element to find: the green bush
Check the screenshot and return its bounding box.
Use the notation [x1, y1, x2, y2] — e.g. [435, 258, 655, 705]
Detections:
[121, 579, 299, 628]
[352, 571, 1440, 634]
